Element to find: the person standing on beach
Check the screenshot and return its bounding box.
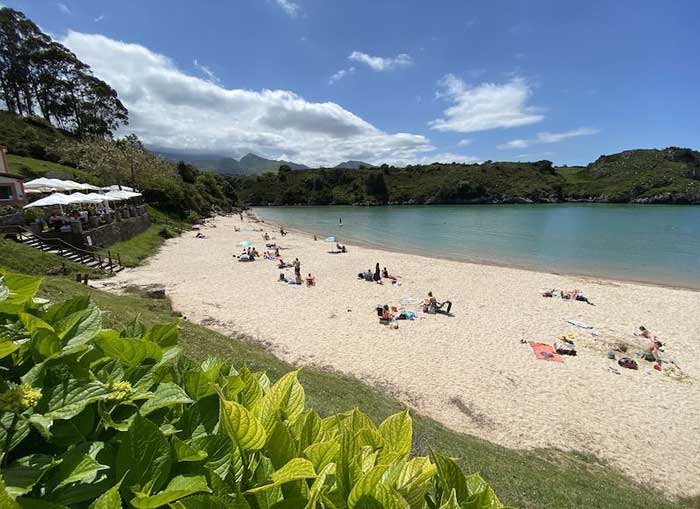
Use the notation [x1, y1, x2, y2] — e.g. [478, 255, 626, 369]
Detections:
[373, 263, 381, 283]
[293, 258, 301, 276]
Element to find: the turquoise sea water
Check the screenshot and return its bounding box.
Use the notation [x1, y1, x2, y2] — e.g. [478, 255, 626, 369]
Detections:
[255, 205, 700, 289]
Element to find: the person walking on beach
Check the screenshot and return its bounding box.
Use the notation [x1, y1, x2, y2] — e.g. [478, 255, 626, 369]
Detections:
[293, 257, 301, 276]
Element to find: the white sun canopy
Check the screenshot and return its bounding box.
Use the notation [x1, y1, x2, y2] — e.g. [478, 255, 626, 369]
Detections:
[23, 193, 74, 208]
[24, 178, 103, 192]
[104, 190, 142, 200]
[65, 192, 106, 205]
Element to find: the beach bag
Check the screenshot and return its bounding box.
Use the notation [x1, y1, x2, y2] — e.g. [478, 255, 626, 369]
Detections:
[618, 357, 638, 370]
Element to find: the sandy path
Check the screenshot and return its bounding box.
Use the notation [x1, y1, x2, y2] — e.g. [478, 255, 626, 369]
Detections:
[97, 215, 700, 496]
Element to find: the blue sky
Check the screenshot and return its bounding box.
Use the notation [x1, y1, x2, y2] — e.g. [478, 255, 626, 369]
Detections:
[3, 0, 699, 166]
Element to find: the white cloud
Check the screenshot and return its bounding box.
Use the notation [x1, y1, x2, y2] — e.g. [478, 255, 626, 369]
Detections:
[514, 151, 555, 159]
[60, 31, 436, 167]
[94, 14, 105, 22]
[348, 51, 413, 72]
[193, 59, 219, 84]
[457, 138, 472, 147]
[429, 75, 544, 133]
[328, 67, 354, 85]
[275, 0, 300, 18]
[57, 2, 71, 15]
[497, 127, 599, 149]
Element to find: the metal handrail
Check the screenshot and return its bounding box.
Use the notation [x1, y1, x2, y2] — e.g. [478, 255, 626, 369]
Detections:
[0, 224, 123, 272]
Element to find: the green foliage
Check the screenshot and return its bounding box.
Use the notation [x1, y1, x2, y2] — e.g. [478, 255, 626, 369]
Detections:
[232, 149, 700, 205]
[0, 271, 509, 508]
[0, 8, 128, 137]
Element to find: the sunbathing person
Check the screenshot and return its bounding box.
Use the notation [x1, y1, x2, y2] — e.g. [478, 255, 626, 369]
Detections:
[305, 273, 316, 286]
[423, 291, 452, 314]
[381, 304, 394, 321]
[642, 339, 664, 362]
[382, 267, 398, 281]
[278, 259, 292, 269]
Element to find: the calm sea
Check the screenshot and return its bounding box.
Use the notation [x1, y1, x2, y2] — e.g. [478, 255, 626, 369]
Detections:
[254, 205, 700, 289]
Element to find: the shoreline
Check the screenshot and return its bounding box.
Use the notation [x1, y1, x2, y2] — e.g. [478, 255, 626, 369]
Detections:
[102, 214, 700, 497]
[252, 208, 700, 293]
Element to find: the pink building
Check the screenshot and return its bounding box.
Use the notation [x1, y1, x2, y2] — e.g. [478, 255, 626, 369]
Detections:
[0, 145, 26, 207]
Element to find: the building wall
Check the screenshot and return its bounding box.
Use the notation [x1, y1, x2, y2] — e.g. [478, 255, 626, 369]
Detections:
[0, 175, 26, 208]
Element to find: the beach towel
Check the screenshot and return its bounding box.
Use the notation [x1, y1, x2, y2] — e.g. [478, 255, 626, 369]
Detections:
[528, 342, 564, 362]
[566, 319, 593, 329]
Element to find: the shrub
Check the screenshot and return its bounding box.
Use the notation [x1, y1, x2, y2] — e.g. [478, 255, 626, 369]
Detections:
[0, 271, 510, 508]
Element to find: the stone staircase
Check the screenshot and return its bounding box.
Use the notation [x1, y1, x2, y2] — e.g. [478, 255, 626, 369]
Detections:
[3, 226, 125, 273]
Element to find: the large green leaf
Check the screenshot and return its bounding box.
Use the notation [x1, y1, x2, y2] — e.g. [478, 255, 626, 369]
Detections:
[36, 380, 110, 422]
[378, 410, 412, 459]
[347, 465, 389, 509]
[0, 476, 21, 509]
[253, 371, 305, 436]
[95, 333, 162, 367]
[0, 412, 30, 452]
[172, 436, 208, 462]
[303, 441, 339, 473]
[130, 475, 211, 508]
[139, 382, 193, 416]
[246, 458, 317, 493]
[2, 454, 56, 497]
[170, 494, 232, 509]
[439, 489, 460, 509]
[19, 313, 54, 334]
[45, 442, 108, 492]
[268, 421, 298, 469]
[58, 303, 102, 349]
[0, 338, 18, 359]
[219, 398, 266, 451]
[30, 329, 61, 360]
[432, 452, 468, 503]
[0, 273, 42, 306]
[144, 321, 179, 347]
[41, 297, 90, 326]
[88, 477, 123, 509]
[116, 413, 172, 493]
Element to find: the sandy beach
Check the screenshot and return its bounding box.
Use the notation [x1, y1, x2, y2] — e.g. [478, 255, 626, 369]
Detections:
[98, 214, 700, 497]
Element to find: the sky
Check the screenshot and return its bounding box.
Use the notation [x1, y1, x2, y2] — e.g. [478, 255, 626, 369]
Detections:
[3, 0, 699, 167]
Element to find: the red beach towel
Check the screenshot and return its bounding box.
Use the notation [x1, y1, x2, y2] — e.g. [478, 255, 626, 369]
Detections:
[528, 342, 563, 362]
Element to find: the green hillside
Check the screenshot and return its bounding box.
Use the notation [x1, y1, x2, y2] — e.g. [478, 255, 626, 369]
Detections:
[559, 148, 700, 203]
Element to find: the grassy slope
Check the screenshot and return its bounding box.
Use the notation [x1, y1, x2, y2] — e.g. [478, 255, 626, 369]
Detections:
[6, 154, 94, 183]
[1, 241, 696, 509]
[99, 207, 189, 267]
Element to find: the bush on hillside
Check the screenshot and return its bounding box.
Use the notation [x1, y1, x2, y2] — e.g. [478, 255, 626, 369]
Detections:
[0, 271, 510, 508]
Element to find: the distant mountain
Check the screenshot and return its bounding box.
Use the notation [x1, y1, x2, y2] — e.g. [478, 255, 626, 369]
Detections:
[154, 150, 309, 175]
[334, 160, 374, 169]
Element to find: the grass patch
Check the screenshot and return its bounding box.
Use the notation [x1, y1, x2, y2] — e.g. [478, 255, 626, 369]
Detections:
[25, 275, 693, 508]
[6, 153, 95, 182]
[100, 207, 189, 267]
[0, 238, 101, 278]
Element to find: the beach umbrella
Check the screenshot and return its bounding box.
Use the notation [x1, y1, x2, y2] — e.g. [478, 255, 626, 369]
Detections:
[102, 185, 135, 192]
[23, 192, 73, 209]
[66, 192, 105, 204]
[240, 240, 254, 248]
[324, 236, 337, 242]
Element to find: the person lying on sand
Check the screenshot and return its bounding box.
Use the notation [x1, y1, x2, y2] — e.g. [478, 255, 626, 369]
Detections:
[358, 269, 374, 282]
[381, 304, 394, 320]
[195, 232, 206, 239]
[423, 291, 452, 314]
[278, 259, 292, 269]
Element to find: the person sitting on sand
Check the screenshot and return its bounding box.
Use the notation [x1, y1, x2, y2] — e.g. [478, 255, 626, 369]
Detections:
[305, 273, 316, 286]
[234, 226, 240, 232]
[641, 339, 664, 362]
[423, 291, 452, 314]
[382, 267, 398, 281]
[195, 232, 206, 239]
[263, 232, 270, 241]
[542, 288, 556, 297]
[274, 248, 280, 257]
[279, 272, 288, 282]
[278, 258, 290, 268]
[381, 304, 394, 320]
[280, 227, 287, 236]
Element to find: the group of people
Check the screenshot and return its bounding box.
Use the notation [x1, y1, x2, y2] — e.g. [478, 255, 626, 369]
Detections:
[542, 288, 594, 305]
[358, 263, 398, 284]
[238, 246, 260, 262]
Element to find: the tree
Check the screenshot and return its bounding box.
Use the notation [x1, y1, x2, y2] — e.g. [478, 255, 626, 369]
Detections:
[177, 160, 199, 184]
[0, 7, 128, 137]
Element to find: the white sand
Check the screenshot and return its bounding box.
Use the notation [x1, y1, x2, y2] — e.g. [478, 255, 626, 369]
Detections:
[98, 215, 700, 496]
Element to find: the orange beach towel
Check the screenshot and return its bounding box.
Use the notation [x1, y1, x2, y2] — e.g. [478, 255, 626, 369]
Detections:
[528, 341, 563, 362]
